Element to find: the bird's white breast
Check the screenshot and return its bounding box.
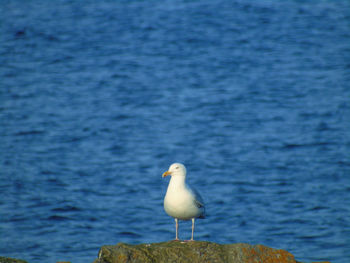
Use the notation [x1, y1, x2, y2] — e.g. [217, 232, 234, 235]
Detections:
[164, 180, 202, 220]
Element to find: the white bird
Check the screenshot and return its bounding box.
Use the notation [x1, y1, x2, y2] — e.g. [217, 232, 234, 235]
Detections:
[162, 163, 205, 241]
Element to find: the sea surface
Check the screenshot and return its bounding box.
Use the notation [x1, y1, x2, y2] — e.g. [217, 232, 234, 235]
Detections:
[1, 1, 350, 262]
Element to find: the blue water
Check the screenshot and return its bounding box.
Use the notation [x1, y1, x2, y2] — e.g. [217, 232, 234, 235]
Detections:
[1, 1, 350, 262]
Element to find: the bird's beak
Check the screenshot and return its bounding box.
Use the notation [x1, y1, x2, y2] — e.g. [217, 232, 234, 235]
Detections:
[162, 171, 172, 178]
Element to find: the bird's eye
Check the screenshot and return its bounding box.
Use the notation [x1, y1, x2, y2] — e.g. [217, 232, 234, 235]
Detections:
[175, 166, 179, 169]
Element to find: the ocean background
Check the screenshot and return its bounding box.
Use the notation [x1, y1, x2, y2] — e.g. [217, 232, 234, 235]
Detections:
[1, 0, 350, 262]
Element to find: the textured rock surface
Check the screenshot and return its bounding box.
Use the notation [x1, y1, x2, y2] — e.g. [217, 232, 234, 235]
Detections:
[93, 241, 306, 263]
[0, 257, 28, 263]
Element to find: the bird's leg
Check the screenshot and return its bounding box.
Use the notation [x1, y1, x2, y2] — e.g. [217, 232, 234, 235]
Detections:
[175, 218, 179, 241]
[191, 218, 195, 241]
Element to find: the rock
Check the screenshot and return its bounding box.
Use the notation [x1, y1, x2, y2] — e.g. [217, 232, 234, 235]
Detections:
[93, 241, 323, 263]
[0, 256, 28, 263]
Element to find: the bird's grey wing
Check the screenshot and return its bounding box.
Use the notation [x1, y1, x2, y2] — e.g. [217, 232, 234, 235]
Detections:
[192, 188, 204, 207]
[188, 186, 205, 209]
[191, 187, 206, 218]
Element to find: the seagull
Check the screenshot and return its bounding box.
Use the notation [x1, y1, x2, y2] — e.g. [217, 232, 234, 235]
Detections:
[162, 163, 205, 241]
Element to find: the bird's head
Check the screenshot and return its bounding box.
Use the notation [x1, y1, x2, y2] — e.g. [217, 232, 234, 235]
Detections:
[162, 163, 186, 178]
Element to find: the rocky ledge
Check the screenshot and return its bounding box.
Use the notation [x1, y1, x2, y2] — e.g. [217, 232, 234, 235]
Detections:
[0, 256, 28, 263]
[93, 241, 330, 263]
